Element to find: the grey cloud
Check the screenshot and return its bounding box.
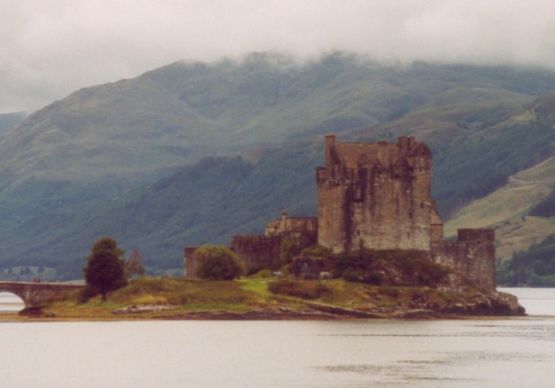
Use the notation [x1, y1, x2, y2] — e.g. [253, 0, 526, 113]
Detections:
[1, 0, 555, 112]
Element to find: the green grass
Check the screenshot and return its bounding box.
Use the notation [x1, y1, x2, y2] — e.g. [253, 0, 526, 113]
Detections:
[238, 279, 272, 299]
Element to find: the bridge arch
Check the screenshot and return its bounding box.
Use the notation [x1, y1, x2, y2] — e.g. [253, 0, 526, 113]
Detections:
[0, 281, 85, 313]
[0, 291, 25, 313]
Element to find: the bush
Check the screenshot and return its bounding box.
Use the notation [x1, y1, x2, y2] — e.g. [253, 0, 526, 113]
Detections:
[268, 279, 331, 299]
[341, 269, 360, 283]
[249, 269, 273, 278]
[194, 245, 246, 280]
[302, 245, 332, 258]
[334, 249, 448, 286]
[340, 268, 384, 285]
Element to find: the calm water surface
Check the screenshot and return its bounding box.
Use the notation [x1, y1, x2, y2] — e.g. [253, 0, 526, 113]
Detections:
[0, 288, 554, 388]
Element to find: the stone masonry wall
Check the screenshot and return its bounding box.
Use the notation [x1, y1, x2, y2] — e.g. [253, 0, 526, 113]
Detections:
[264, 212, 317, 238]
[317, 135, 433, 253]
[184, 247, 200, 277]
[431, 229, 496, 291]
[231, 235, 283, 271]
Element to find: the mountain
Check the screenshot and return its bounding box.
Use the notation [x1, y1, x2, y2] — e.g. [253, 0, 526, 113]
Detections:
[2, 53, 555, 279]
[0, 112, 25, 137]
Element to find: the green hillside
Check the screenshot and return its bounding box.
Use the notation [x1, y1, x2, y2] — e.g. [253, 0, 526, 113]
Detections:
[2, 53, 555, 279]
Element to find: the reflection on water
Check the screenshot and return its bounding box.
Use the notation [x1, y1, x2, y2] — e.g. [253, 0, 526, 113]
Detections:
[0, 292, 24, 312]
[0, 288, 552, 387]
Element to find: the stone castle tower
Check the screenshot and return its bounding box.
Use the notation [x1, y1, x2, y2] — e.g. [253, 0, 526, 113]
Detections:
[316, 134, 442, 253]
[186, 134, 496, 290]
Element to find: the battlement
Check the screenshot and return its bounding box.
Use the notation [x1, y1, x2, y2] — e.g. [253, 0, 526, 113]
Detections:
[323, 135, 431, 171]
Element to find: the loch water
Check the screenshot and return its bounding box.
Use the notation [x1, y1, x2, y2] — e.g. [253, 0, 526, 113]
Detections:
[0, 288, 554, 388]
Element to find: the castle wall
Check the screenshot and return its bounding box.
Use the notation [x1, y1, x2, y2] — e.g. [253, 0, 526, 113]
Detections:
[430, 203, 444, 243]
[230, 235, 283, 271]
[317, 135, 433, 253]
[184, 246, 200, 277]
[264, 213, 317, 237]
[431, 228, 496, 291]
[317, 171, 350, 253]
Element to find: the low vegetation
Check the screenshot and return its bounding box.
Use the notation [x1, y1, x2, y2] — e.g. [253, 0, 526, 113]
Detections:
[38, 273, 518, 320]
[33, 241, 512, 320]
[289, 246, 451, 287]
[193, 245, 246, 280]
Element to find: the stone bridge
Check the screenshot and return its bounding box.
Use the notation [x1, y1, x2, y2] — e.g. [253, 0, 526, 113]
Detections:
[0, 281, 85, 313]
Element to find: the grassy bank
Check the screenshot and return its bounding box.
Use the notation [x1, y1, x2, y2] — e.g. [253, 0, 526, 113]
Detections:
[10, 276, 523, 321]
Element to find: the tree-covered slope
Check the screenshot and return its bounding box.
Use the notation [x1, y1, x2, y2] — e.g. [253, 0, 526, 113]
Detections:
[498, 235, 555, 286]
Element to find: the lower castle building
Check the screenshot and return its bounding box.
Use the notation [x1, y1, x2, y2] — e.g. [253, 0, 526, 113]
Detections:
[185, 135, 496, 291]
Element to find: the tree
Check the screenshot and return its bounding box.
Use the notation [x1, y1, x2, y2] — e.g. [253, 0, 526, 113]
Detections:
[194, 245, 245, 280]
[84, 237, 127, 300]
[125, 249, 146, 278]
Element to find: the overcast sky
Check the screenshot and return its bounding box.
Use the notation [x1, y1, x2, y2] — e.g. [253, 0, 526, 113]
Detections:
[2, 0, 555, 113]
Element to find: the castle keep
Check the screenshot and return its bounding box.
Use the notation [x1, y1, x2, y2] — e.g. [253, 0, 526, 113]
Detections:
[186, 135, 496, 291]
[317, 135, 437, 253]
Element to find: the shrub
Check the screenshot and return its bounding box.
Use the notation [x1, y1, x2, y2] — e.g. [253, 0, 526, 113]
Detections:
[341, 269, 361, 283]
[302, 245, 332, 258]
[363, 271, 385, 285]
[268, 279, 331, 299]
[194, 245, 246, 280]
[250, 269, 273, 278]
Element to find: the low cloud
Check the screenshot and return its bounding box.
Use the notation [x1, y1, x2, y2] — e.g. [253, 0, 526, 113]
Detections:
[1, 0, 555, 112]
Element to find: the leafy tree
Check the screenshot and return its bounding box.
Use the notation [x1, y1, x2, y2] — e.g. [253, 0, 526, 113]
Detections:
[125, 249, 146, 278]
[194, 245, 245, 280]
[84, 237, 127, 300]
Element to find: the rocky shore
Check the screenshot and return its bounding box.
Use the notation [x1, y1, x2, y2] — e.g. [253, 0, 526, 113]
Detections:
[7, 278, 525, 321]
[108, 290, 525, 321]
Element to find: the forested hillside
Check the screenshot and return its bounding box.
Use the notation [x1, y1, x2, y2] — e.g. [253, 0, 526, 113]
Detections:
[2, 53, 555, 279]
